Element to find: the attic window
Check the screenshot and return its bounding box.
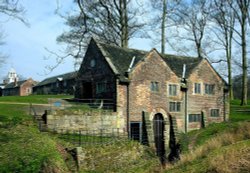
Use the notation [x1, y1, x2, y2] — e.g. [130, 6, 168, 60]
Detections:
[150, 82, 159, 92]
[90, 59, 96, 68]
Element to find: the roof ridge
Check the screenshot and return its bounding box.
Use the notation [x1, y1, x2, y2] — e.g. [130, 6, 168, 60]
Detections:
[41, 71, 76, 81]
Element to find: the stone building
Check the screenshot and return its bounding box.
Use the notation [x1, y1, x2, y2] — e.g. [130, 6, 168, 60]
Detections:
[74, 38, 229, 158]
[33, 72, 77, 95]
[2, 78, 37, 96]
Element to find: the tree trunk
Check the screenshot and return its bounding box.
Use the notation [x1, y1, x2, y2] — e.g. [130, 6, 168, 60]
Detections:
[227, 28, 234, 100]
[241, 17, 248, 105]
[120, 0, 128, 48]
[161, 0, 166, 54]
[241, 6, 247, 105]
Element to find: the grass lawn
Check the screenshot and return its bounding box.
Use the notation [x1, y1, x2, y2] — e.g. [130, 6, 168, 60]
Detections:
[169, 100, 250, 172]
[0, 95, 73, 104]
[230, 99, 250, 122]
[0, 99, 69, 172]
[0, 95, 161, 172]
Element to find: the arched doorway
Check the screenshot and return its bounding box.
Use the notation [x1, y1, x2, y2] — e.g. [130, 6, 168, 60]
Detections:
[153, 113, 166, 163]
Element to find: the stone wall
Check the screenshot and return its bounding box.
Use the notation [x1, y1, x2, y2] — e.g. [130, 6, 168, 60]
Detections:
[187, 60, 229, 131]
[47, 110, 125, 134]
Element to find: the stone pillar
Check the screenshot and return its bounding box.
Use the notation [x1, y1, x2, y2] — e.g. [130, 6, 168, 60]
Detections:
[164, 118, 170, 155]
[144, 112, 154, 148]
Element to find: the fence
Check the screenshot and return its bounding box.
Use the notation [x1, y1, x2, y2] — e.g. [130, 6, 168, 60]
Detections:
[53, 128, 127, 146]
[31, 98, 126, 146]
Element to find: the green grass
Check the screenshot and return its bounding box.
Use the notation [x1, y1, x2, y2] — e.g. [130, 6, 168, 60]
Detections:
[0, 95, 73, 104]
[0, 102, 68, 172]
[230, 99, 250, 122]
[171, 100, 250, 172]
[0, 124, 68, 173]
[0, 104, 31, 127]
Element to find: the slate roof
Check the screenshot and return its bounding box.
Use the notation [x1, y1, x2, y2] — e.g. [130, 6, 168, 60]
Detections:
[96, 40, 202, 81]
[4, 80, 27, 89]
[161, 54, 202, 77]
[35, 72, 77, 87]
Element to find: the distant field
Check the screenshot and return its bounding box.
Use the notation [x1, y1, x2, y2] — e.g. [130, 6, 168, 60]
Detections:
[0, 95, 73, 104]
[230, 99, 250, 122]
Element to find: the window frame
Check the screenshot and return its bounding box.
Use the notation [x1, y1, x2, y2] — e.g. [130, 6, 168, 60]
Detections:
[169, 101, 181, 112]
[205, 84, 215, 95]
[168, 84, 178, 96]
[210, 109, 220, 117]
[96, 82, 107, 94]
[150, 82, 159, 92]
[194, 83, 201, 94]
[189, 114, 201, 123]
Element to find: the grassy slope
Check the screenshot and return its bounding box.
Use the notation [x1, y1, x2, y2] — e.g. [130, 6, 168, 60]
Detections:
[166, 100, 250, 173]
[0, 95, 161, 172]
[0, 97, 69, 172]
[1, 95, 249, 172]
[0, 95, 73, 104]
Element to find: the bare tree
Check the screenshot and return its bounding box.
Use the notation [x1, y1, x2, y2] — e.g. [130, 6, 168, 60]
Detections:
[0, 0, 27, 24]
[58, 0, 145, 49]
[50, 0, 146, 71]
[228, 0, 249, 105]
[150, 0, 180, 54]
[211, 0, 235, 100]
[171, 0, 212, 58]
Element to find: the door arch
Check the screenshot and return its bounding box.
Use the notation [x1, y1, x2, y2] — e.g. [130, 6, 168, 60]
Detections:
[153, 113, 166, 163]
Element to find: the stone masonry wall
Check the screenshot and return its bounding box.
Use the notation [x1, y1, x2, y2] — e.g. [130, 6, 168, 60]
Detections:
[47, 110, 125, 134]
[187, 60, 229, 131]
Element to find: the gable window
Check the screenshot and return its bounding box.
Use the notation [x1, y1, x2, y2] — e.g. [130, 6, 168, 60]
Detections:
[150, 82, 159, 92]
[90, 59, 96, 68]
[169, 102, 181, 112]
[194, 83, 201, 94]
[96, 82, 107, 94]
[189, 114, 201, 122]
[169, 84, 177, 96]
[211, 109, 220, 117]
[205, 84, 215, 95]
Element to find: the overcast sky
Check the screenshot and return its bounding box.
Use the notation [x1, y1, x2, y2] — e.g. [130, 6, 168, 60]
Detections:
[0, 0, 153, 82]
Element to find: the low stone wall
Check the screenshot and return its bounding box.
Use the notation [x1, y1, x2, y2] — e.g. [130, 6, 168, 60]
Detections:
[47, 109, 125, 133]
